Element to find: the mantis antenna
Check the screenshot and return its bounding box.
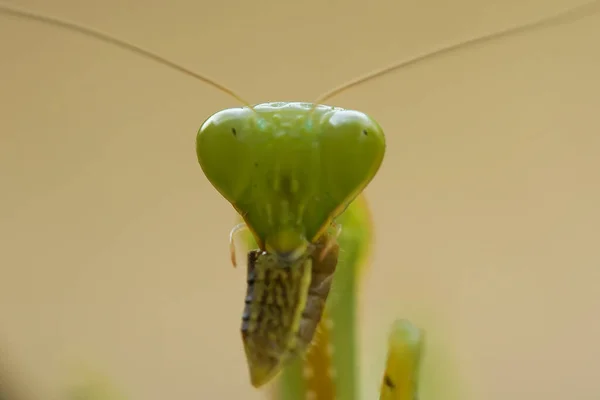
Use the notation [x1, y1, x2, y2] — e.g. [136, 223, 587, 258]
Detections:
[312, 0, 600, 106]
[2, 2, 599, 113]
[0, 4, 252, 108]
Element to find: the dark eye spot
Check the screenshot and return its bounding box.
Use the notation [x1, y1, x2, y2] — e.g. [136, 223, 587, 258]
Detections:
[384, 375, 395, 389]
[254, 162, 258, 167]
[231, 127, 237, 136]
[362, 129, 368, 136]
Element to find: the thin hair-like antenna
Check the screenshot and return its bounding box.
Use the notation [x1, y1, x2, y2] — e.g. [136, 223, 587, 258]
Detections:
[0, 4, 252, 107]
[313, 0, 600, 106]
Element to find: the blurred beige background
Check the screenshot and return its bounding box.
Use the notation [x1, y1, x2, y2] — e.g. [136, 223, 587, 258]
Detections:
[1, 0, 599, 399]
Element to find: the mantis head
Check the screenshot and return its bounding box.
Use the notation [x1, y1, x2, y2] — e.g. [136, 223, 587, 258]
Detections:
[196, 102, 386, 256]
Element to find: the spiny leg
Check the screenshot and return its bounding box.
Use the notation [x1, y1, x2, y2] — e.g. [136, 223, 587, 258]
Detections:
[317, 222, 343, 262]
[229, 222, 248, 267]
[379, 320, 424, 400]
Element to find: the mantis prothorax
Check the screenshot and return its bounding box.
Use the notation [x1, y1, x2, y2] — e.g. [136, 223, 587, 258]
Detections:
[2, 2, 599, 398]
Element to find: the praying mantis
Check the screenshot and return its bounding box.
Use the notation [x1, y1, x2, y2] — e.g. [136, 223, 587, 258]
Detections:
[1, 2, 599, 400]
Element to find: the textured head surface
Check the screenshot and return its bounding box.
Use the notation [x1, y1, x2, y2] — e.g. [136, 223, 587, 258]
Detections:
[196, 102, 386, 255]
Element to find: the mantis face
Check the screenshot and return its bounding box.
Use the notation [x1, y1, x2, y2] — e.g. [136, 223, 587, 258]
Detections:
[196, 102, 386, 257]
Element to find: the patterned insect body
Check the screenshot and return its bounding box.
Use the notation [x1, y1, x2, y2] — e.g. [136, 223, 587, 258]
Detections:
[242, 233, 339, 387]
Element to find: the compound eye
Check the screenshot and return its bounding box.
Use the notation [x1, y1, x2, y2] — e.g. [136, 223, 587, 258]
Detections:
[329, 109, 383, 138]
[318, 110, 386, 205]
[196, 107, 257, 202]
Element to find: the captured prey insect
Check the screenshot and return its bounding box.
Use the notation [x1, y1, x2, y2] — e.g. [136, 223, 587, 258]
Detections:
[2, 1, 600, 397]
[240, 227, 342, 387]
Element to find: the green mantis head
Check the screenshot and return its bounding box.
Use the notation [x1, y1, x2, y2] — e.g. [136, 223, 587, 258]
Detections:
[196, 102, 386, 257]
